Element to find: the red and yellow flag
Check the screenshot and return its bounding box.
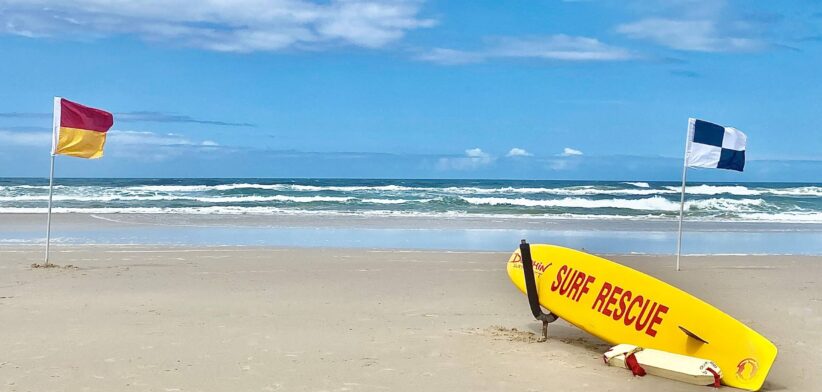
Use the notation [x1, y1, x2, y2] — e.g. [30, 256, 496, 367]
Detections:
[51, 97, 114, 159]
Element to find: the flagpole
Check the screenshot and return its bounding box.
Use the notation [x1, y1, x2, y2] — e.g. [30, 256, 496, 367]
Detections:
[45, 96, 61, 266]
[675, 164, 687, 271]
[676, 119, 694, 271]
[44, 153, 56, 265]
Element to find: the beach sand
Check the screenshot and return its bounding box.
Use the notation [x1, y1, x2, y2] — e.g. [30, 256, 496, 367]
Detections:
[0, 246, 819, 391]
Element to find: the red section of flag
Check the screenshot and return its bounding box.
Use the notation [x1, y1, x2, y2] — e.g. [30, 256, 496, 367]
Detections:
[60, 98, 114, 133]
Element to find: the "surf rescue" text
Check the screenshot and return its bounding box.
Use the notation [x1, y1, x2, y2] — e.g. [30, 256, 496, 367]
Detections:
[550, 264, 669, 337]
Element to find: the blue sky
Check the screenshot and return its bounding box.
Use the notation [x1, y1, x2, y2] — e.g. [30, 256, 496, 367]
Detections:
[0, 0, 820, 181]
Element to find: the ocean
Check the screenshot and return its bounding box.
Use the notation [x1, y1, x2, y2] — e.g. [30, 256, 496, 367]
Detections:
[1, 178, 820, 223]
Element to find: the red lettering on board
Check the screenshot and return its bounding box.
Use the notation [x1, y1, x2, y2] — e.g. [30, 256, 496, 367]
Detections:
[550, 265, 568, 292]
[548, 265, 598, 303]
[589, 280, 670, 338]
[613, 290, 632, 320]
[645, 304, 669, 337]
[558, 269, 576, 296]
[577, 275, 596, 302]
[566, 271, 586, 300]
[533, 262, 551, 273]
[635, 301, 658, 333]
[602, 286, 623, 317]
[625, 295, 643, 326]
[592, 282, 612, 312]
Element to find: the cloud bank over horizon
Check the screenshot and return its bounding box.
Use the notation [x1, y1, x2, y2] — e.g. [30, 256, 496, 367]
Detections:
[1, 130, 818, 181]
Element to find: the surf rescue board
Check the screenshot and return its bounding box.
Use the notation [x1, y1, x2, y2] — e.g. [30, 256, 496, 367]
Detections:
[507, 244, 776, 391]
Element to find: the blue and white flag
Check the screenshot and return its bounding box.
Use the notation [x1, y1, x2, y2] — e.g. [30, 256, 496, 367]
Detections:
[686, 118, 746, 172]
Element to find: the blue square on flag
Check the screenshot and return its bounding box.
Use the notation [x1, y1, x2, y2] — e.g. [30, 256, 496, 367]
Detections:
[718, 148, 745, 171]
[686, 118, 747, 172]
[692, 120, 725, 148]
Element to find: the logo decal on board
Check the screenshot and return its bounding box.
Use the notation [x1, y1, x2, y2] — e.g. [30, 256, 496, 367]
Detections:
[533, 261, 552, 274]
[507, 253, 551, 275]
[736, 358, 758, 380]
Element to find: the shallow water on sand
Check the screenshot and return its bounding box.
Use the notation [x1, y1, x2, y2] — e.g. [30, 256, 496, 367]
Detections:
[5, 222, 821, 254]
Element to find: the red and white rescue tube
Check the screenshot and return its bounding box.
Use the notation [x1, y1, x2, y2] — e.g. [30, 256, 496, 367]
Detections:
[604, 344, 722, 387]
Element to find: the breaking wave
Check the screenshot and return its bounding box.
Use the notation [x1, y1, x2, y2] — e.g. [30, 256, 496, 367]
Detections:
[1, 179, 819, 223]
[623, 182, 650, 188]
[460, 196, 768, 212]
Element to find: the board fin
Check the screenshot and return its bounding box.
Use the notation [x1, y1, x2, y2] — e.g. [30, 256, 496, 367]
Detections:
[679, 326, 709, 344]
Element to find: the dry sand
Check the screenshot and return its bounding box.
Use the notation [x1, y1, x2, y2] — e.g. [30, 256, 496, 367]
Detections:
[0, 246, 819, 391]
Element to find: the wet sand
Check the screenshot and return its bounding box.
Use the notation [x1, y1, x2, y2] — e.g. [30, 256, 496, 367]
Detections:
[0, 246, 819, 391]
[3, 213, 821, 254]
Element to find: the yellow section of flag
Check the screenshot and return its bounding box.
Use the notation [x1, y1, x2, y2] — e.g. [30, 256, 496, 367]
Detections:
[55, 127, 108, 159]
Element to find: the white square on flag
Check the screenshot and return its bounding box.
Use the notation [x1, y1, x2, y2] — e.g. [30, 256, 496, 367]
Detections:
[721, 127, 747, 151]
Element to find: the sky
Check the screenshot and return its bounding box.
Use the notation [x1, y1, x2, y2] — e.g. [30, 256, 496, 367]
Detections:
[0, 0, 820, 181]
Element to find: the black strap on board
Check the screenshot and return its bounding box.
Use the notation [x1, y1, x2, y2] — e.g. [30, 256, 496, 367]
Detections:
[519, 239, 557, 340]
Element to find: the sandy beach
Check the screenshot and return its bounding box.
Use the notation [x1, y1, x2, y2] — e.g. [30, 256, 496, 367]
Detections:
[1, 246, 819, 391]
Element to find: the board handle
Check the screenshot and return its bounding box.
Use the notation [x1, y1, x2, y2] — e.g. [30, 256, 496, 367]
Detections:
[520, 239, 558, 341]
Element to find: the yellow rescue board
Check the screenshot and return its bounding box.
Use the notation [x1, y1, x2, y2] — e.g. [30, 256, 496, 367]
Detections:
[507, 244, 776, 391]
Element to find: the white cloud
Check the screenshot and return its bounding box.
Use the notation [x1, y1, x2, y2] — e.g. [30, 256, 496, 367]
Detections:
[0, 0, 435, 52]
[0, 129, 221, 162]
[506, 147, 532, 157]
[107, 130, 218, 147]
[548, 159, 570, 171]
[561, 147, 583, 156]
[616, 18, 763, 52]
[416, 48, 484, 65]
[104, 130, 223, 161]
[418, 35, 635, 65]
[547, 152, 584, 170]
[436, 147, 495, 170]
[465, 148, 488, 158]
[0, 130, 50, 147]
[490, 35, 634, 61]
